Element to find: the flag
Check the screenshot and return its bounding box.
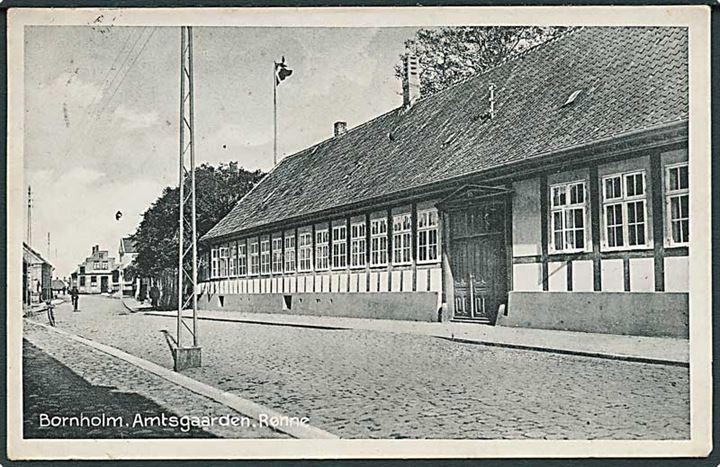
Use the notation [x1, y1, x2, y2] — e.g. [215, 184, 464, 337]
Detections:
[275, 56, 293, 85]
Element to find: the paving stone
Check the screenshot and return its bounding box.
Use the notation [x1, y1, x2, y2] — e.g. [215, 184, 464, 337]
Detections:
[31, 295, 690, 440]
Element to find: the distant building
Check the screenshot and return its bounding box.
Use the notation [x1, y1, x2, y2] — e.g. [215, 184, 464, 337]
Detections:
[72, 245, 121, 294]
[118, 237, 139, 296]
[51, 278, 67, 294]
[23, 242, 53, 304]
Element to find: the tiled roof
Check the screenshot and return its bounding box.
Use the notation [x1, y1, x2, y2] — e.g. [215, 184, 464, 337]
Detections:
[203, 27, 688, 242]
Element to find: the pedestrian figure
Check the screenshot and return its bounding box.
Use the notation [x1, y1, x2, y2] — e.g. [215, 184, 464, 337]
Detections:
[70, 286, 79, 312]
[149, 285, 160, 309]
[46, 299, 56, 327]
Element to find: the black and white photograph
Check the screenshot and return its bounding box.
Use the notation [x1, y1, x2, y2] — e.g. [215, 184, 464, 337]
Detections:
[6, 6, 712, 460]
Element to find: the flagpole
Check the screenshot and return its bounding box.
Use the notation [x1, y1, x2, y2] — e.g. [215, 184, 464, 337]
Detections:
[273, 61, 277, 167]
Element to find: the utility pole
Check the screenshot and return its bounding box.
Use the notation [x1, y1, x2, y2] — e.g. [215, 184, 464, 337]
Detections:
[26, 186, 32, 246]
[175, 25, 201, 371]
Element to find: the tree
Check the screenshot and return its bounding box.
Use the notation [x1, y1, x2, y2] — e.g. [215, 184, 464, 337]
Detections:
[130, 162, 264, 279]
[396, 27, 573, 96]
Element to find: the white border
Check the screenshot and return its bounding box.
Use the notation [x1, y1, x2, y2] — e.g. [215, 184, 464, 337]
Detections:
[7, 5, 712, 460]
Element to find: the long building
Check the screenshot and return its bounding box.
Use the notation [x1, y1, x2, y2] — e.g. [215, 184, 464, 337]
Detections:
[199, 27, 689, 338]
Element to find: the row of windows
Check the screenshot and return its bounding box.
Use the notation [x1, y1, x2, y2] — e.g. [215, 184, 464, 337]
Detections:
[550, 163, 689, 253]
[91, 261, 110, 270]
[210, 209, 440, 279]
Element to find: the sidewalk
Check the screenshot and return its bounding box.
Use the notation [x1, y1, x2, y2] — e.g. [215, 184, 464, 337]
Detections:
[24, 319, 336, 439]
[23, 297, 66, 317]
[140, 308, 689, 366]
[120, 295, 154, 313]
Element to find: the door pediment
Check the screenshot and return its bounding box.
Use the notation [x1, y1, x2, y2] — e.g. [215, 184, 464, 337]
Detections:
[436, 184, 512, 211]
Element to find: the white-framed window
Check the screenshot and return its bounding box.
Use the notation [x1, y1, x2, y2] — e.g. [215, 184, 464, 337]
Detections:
[315, 229, 329, 270]
[260, 237, 271, 275]
[249, 239, 259, 276]
[211, 246, 219, 278]
[370, 218, 388, 266]
[229, 243, 237, 276]
[602, 171, 648, 249]
[550, 181, 587, 252]
[93, 261, 100, 269]
[284, 234, 296, 272]
[271, 236, 283, 273]
[298, 232, 313, 272]
[666, 163, 689, 245]
[332, 225, 347, 269]
[392, 213, 412, 264]
[102, 261, 109, 270]
[417, 209, 440, 263]
[350, 222, 366, 268]
[219, 245, 229, 277]
[237, 241, 247, 276]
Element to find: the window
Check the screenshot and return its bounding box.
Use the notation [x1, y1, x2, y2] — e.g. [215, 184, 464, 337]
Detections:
[211, 247, 219, 278]
[284, 234, 296, 272]
[219, 245, 229, 277]
[332, 225, 347, 269]
[93, 261, 100, 269]
[666, 163, 689, 245]
[418, 209, 440, 262]
[91, 275, 97, 284]
[298, 232, 313, 271]
[79, 276, 86, 286]
[315, 229, 329, 270]
[260, 238, 271, 275]
[392, 213, 412, 264]
[602, 171, 648, 249]
[102, 261, 108, 270]
[350, 222, 366, 268]
[249, 239, 259, 276]
[229, 243, 237, 276]
[271, 236, 283, 273]
[370, 218, 388, 266]
[237, 241, 247, 276]
[550, 181, 586, 252]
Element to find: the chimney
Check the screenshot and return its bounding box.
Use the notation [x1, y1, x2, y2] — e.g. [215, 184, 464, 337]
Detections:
[334, 121, 347, 137]
[402, 55, 421, 108]
[92, 245, 99, 254]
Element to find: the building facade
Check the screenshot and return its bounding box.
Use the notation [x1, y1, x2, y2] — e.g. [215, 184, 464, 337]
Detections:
[198, 28, 689, 338]
[72, 245, 121, 294]
[119, 237, 139, 296]
[23, 242, 53, 304]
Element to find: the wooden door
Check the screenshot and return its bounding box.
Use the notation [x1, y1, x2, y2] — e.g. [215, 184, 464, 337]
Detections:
[449, 203, 507, 322]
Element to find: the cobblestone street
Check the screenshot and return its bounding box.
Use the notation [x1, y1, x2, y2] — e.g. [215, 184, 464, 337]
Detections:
[29, 295, 690, 439]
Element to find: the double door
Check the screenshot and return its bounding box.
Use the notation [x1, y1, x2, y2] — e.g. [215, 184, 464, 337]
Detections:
[449, 202, 507, 322]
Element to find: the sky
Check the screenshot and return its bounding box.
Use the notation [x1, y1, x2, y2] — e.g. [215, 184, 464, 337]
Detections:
[24, 25, 419, 277]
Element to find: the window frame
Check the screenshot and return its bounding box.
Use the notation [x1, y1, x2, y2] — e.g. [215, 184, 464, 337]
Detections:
[298, 231, 313, 272]
[350, 221, 367, 269]
[370, 217, 388, 267]
[249, 239, 260, 276]
[392, 213, 412, 265]
[284, 234, 296, 273]
[417, 209, 440, 264]
[665, 162, 689, 247]
[601, 170, 650, 252]
[331, 224, 348, 269]
[315, 228, 330, 271]
[548, 180, 588, 254]
[218, 244, 229, 277]
[237, 240, 247, 276]
[260, 237, 271, 275]
[271, 235, 283, 274]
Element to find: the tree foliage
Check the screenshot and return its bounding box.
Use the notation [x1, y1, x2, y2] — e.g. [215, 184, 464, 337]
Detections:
[396, 27, 573, 96]
[129, 162, 264, 278]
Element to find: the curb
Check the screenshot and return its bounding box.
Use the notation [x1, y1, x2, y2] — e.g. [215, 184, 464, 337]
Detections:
[144, 311, 345, 331]
[143, 312, 687, 368]
[26, 320, 339, 440]
[437, 336, 688, 367]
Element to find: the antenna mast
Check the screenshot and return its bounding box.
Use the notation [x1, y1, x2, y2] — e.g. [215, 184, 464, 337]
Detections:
[175, 25, 201, 371]
[27, 186, 32, 246]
